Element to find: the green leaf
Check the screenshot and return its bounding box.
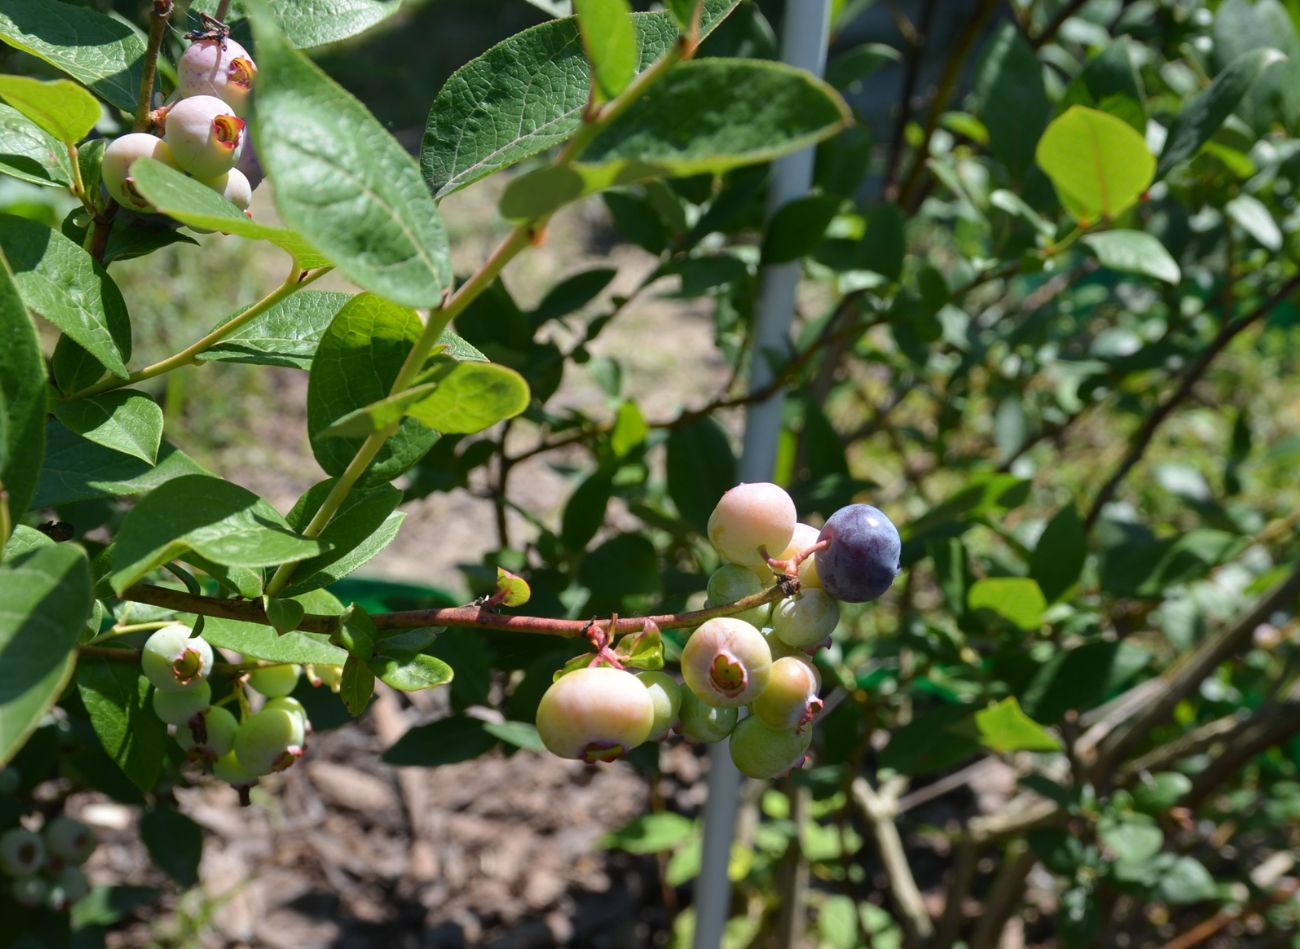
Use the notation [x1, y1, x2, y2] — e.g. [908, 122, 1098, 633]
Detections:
[190, 0, 402, 48]
[108, 474, 326, 594]
[405, 358, 531, 435]
[1153, 855, 1217, 904]
[0, 75, 99, 144]
[613, 621, 664, 671]
[339, 654, 375, 716]
[495, 567, 531, 607]
[1035, 106, 1154, 223]
[602, 813, 695, 853]
[263, 597, 305, 635]
[578, 533, 660, 599]
[1210, 0, 1300, 132]
[0, 214, 130, 382]
[561, 468, 614, 549]
[666, 417, 735, 533]
[0, 248, 46, 521]
[576, 0, 637, 99]
[973, 697, 1061, 754]
[306, 294, 439, 485]
[1020, 641, 1151, 724]
[129, 159, 329, 268]
[974, 23, 1050, 178]
[1081, 231, 1180, 285]
[247, 4, 451, 308]
[0, 0, 145, 113]
[52, 390, 162, 465]
[34, 420, 208, 509]
[610, 400, 647, 457]
[482, 720, 543, 751]
[762, 194, 842, 264]
[200, 615, 346, 666]
[967, 577, 1047, 631]
[282, 480, 405, 596]
[420, 0, 741, 198]
[139, 808, 202, 887]
[498, 60, 850, 220]
[0, 103, 72, 187]
[0, 545, 91, 765]
[196, 291, 352, 370]
[1056, 38, 1146, 134]
[75, 660, 166, 792]
[879, 705, 981, 776]
[1034, 501, 1086, 598]
[371, 653, 454, 692]
[1225, 193, 1282, 251]
[1132, 772, 1192, 814]
[381, 715, 498, 766]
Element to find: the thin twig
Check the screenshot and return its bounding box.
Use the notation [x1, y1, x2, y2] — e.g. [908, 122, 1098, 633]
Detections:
[120, 580, 788, 637]
[850, 776, 935, 944]
[1030, 0, 1089, 49]
[135, 2, 174, 131]
[967, 842, 1035, 949]
[883, 0, 937, 201]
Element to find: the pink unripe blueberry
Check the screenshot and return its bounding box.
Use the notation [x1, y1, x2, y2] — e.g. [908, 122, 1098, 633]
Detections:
[178, 37, 257, 116]
[141, 624, 213, 693]
[177, 705, 238, 763]
[705, 564, 770, 627]
[195, 167, 253, 220]
[233, 707, 306, 775]
[729, 716, 812, 779]
[152, 679, 212, 726]
[676, 689, 738, 743]
[636, 671, 682, 741]
[707, 482, 796, 570]
[680, 617, 772, 708]
[0, 827, 45, 876]
[780, 522, 823, 589]
[248, 664, 299, 698]
[771, 589, 840, 650]
[164, 94, 246, 179]
[101, 133, 176, 211]
[42, 817, 96, 865]
[535, 667, 655, 763]
[751, 656, 823, 731]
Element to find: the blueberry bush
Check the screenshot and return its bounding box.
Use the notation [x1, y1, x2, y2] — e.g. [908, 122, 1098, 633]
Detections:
[1, 0, 1300, 945]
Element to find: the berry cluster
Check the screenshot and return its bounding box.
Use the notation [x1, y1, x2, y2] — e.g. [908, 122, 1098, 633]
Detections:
[102, 32, 260, 217]
[534, 483, 901, 779]
[141, 625, 321, 796]
[0, 813, 95, 912]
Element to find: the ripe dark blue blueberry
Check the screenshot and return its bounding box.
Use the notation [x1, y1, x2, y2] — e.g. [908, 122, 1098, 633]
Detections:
[816, 504, 901, 603]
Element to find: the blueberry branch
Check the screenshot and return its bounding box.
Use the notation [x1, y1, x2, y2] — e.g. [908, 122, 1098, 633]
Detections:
[135, 2, 174, 132]
[118, 581, 789, 638]
[62, 264, 333, 401]
[263, 35, 698, 597]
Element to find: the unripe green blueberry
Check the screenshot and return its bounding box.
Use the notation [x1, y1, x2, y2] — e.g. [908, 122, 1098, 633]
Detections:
[164, 94, 246, 179]
[705, 564, 769, 627]
[177, 37, 257, 116]
[233, 707, 306, 775]
[535, 667, 655, 763]
[42, 817, 96, 865]
[212, 750, 258, 788]
[751, 656, 823, 731]
[771, 589, 840, 650]
[728, 716, 812, 780]
[779, 522, 823, 590]
[10, 874, 47, 908]
[636, 671, 682, 742]
[311, 663, 344, 692]
[0, 828, 45, 876]
[177, 705, 239, 763]
[680, 617, 772, 708]
[47, 866, 89, 909]
[248, 664, 300, 698]
[707, 482, 796, 570]
[676, 689, 738, 743]
[101, 133, 177, 212]
[141, 624, 213, 693]
[760, 625, 802, 661]
[152, 679, 212, 726]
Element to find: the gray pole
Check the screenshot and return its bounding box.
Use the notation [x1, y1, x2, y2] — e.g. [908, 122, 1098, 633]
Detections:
[691, 2, 832, 947]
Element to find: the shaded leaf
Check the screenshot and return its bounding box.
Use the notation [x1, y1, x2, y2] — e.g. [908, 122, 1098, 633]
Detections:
[0, 103, 72, 187]
[0, 248, 46, 520]
[52, 390, 163, 465]
[34, 420, 208, 509]
[382, 715, 497, 766]
[1082, 231, 1181, 284]
[76, 659, 166, 791]
[196, 291, 352, 370]
[139, 808, 202, 887]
